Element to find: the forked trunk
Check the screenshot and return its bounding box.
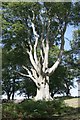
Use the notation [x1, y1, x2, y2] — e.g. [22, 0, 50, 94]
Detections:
[20, 16, 65, 101]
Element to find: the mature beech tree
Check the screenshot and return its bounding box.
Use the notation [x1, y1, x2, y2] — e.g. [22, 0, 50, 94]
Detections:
[2, 2, 80, 100]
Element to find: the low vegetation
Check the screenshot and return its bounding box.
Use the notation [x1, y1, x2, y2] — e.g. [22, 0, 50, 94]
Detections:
[2, 98, 80, 120]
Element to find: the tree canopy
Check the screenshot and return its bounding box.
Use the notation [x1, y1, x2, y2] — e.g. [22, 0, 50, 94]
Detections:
[2, 2, 80, 100]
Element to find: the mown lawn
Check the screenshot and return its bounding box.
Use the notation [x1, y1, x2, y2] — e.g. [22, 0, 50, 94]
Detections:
[2, 98, 80, 120]
[64, 98, 80, 108]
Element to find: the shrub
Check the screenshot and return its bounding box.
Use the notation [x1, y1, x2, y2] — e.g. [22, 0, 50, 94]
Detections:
[2, 99, 79, 119]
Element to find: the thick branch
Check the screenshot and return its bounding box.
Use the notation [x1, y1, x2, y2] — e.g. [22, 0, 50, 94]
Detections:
[41, 24, 45, 54]
[45, 39, 49, 67]
[34, 37, 38, 64]
[31, 22, 39, 38]
[42, 39, 46, 54]
[28, 40, 33, 51]
[31, 68, 38, 80]
[27, 48, 40, 74]
[29, 22, 39, 68]
[40, 48, 44, 61]
[22, 65, 38, 82]
[18, 72, 28, 77]
[43, 20, 50, 72]
[27, 18, 40, 71]
[47, 22, 68, 75]
[22, 65, 32, 75]
[22, 66, 36, 81]
[19, 67, 40, 88]
[43, 42, 49, 72]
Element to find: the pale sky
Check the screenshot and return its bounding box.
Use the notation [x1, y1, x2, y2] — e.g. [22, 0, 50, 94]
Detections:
[64, 25, 75, 50]
[64, 25, 78, 97]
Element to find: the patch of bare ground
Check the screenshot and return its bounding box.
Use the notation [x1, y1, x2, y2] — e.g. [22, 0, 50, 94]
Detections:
[64, 98, 80, 108]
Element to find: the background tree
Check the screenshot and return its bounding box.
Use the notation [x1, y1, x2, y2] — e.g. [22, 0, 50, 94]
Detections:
[2, 48, 21, 100]
[70, 29, 80, 80]
[2, 3, 30, 100]
[50, 61, 74, 97]
[19, 78, 36, 99]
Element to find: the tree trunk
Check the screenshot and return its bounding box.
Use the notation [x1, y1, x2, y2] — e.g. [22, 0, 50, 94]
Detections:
[27, 93, 30, 99]
[7, 93, 11, 100]
[20, 18, 66, 101]
[12, 79, 15, 100]
[66, 87, 71, 96]
[34, 77, 52, 101]
[12, 91, 15, 100]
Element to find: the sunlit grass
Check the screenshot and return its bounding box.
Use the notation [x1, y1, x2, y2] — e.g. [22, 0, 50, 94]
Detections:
[64, 98, 80, 108]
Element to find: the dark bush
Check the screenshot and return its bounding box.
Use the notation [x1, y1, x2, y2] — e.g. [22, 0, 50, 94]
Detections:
[2, 99, 80, 119]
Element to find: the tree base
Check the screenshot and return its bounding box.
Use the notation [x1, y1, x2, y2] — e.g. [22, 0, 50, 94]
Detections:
[33, 95, 53, 101]
[33, 82, 53, 101]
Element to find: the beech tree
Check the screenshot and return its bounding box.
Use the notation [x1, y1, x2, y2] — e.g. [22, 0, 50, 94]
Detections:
[2, 2, 79, 100]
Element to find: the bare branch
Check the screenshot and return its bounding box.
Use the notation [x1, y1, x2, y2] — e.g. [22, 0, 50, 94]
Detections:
[31, 68, 38, 80]
[47, 45, 64, 75]
[22, 65, 39, 82]
[26, 40, 39, 73]
[18, 69, 39, 88]
[18, 71, 28, 77]
[47, 22, 68, 75]
[28, 40, 32, 51]
[28, 51, 40, 74]
[34, 37, 38, 64]
[31, 22, 39, 38]
[42, 20, 50, 72]
[22, 65, 32, 75]
[26, 22, 39, 69]
[48, 58, 60, 75]
[42, 39, 46, 52]
[32, 10, 35, 21]
[41, 24, 45, 54]
[31, 22, 39, 64]
[43, 45, 49, 72]
[40, 48, 44, 61]
[45, 39, 49, 67]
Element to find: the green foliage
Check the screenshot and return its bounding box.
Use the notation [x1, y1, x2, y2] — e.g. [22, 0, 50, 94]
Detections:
[2, 99, 80, 119]
[3, 103, 18, 119]
[2, 2, 80, 100]
[2, 99, 66, 118]
[65, 29, 80, 79]
[19, 78, 36, 98]
[50, 63, 74, 97]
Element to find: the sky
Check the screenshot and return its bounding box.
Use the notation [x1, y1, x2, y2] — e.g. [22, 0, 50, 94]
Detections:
[64, 25, 78, 97]
[64, 25, 73, 50]
[64, 25, 76, 50]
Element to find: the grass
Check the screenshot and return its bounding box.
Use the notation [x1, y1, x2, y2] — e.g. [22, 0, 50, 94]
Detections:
[64, 98, 80, 108]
